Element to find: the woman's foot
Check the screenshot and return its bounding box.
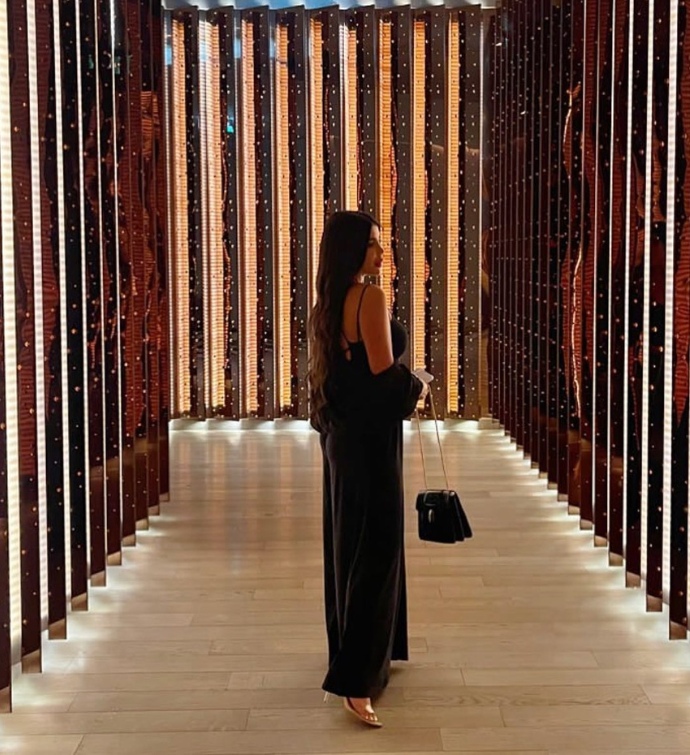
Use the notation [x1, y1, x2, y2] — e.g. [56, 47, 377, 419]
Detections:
[343, 696, 382, 728]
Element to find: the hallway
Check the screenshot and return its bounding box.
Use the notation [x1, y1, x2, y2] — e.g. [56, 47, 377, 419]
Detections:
[2, 422, 690, 754]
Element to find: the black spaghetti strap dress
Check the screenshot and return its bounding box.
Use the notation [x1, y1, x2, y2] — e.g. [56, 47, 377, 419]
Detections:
[316, 285, 423, 698]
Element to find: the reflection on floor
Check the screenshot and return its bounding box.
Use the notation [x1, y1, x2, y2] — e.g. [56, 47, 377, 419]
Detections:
[2, 421, 690, 754]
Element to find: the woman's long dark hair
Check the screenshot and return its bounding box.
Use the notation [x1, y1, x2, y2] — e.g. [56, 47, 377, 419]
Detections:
[308, 211, 380, 422]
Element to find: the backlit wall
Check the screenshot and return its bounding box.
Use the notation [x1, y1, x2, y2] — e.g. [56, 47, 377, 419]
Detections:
[166, 5, 486, 421]
[0, 0, 169, 710]
[488, 0, 690, 639]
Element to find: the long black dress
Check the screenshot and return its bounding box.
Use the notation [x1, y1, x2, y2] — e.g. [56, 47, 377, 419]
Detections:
[317, 289, 423, 698]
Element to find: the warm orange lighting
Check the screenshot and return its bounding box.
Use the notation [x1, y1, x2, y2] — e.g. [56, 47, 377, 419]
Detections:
[412, 18, 426, 373]
[309, 18, 325, 310]
[446, 15, 460, 413]
[276, 23, 292, 411]
[378, 17, 396, 308]
[344, 24, 358, 210]
[172, 18, 191, 414]
[241, 18, 259, 415]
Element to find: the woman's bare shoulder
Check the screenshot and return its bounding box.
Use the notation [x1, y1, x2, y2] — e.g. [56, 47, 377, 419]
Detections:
[359, 283, 386, 313]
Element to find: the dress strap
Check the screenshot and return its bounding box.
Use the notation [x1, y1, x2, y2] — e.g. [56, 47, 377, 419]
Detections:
[356, 284, 370, 342]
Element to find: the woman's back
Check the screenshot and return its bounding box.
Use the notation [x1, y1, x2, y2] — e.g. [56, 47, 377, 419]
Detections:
[339, 284, 408, 371]
[320, 284, 417, 428]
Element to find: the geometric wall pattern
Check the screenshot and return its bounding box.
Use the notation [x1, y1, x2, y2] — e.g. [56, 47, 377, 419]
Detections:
[0, 0, 169, 711]
[167, 5, 486, 421]
[488, 0, 690, 639]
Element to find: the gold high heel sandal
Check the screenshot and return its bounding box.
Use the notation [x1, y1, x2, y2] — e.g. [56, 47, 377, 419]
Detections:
[343, 697, 383, 728]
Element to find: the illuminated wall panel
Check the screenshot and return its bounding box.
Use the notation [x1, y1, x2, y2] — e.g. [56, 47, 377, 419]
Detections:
[26, 0, 48, 637]
[0, 0, 18, 708]
[625, 0, 649, 586]
[378, 17, 395, 306]
[324, 9, 344, 215]
[8, 0, 42, 671]
[411, 17, 426, 374]
[202, 20, 225, 413]
[80, 0, 107, 584]
[152, 0, 170, 497]
[276, 22, 292, 412]
[551, 1, 570, 494]
[99, 0, 126, 554]
[343, 22, 358, 211]
[214, 9, 240, 420]
[608, 0, 631, 565]
[140, 0, 162, 513]
[592, 0, 614, 548]
[0, 217, 9, 707]
[58, 0, 89, 610]
[289, 9, 310, 420]
[255, 9, 276, 418]
[34, 0, 68, 639]
[566, 1, 585, 516]
[357, 7, 378, 220]
[644, 0, 669, 610]
[446, 14, 460, 415]
[167, 6, 485, 425]
[490, 0, 690, 637]
[668, 0, 687, 638]
[171, 18, 191, 416]
[0, 0, 169, 710]
[460, 8, 482, 420]
[309, 16, 325, 310]
[427, 10, 448, 412]
[239, 16, 259, 415]
[533, 0, 548, 471]
[391, 8, 413, 344]
[124, 0, 150, 532]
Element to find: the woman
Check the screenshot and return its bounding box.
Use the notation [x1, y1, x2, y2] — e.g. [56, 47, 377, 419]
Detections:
[308, 211, 428, 727]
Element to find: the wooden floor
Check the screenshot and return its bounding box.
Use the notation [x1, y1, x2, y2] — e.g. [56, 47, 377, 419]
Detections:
[2, 420, 690, 754]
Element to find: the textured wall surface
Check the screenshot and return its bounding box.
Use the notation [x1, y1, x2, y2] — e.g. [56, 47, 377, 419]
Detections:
[488, 0, 690, 639]
[0, 0, 169, 710]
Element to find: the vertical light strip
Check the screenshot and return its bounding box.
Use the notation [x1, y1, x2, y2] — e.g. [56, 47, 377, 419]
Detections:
[446, 15, 460, 414]
[0, 0, 22, 660]
[241, 18, 258, 414]
[663, 0, 679, 601]
[26, 0, 48, 629]
[622, 0, 635, 545]
[276, 23, 291, 411]
[74, 0, 90, 573]
[164, 13, 175, 417]
[343, 24, 358, 210]
[640, 0, 656, 581]
[94, 0, 108, 556]
[109, 0, 123, 528]
[412, 17, 426, 371]
[200, 19, 210, 415]
[208, 24, 224, 411]
[309, 18, 324, 310]
[200, 19, 225, 413]
[172, 19, 191, 414]
[378, 18, 395, 306]
[52, 0, 71, 602]
[478, 12, 484, 415]
[607, 0, 617, 550]
[590, 0, 600, 519]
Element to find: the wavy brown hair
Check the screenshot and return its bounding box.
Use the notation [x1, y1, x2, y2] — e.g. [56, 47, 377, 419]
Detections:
[308, 211, 380, 423]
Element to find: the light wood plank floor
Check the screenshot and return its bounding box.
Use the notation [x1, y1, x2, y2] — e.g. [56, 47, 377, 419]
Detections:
[2, 420, 690, 754]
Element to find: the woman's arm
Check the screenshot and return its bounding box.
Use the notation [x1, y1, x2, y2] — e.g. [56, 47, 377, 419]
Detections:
[359, 284, 394, 375]
[359, 284, 427, 418]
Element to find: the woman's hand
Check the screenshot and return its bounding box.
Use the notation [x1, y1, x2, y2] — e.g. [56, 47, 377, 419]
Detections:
[418, 379, 430, 401]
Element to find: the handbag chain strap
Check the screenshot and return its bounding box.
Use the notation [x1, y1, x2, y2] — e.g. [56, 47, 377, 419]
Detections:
[414, 390, 450, 490]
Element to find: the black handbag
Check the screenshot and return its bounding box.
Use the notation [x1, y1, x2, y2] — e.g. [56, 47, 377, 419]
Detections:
[414, 393, 473, 544]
